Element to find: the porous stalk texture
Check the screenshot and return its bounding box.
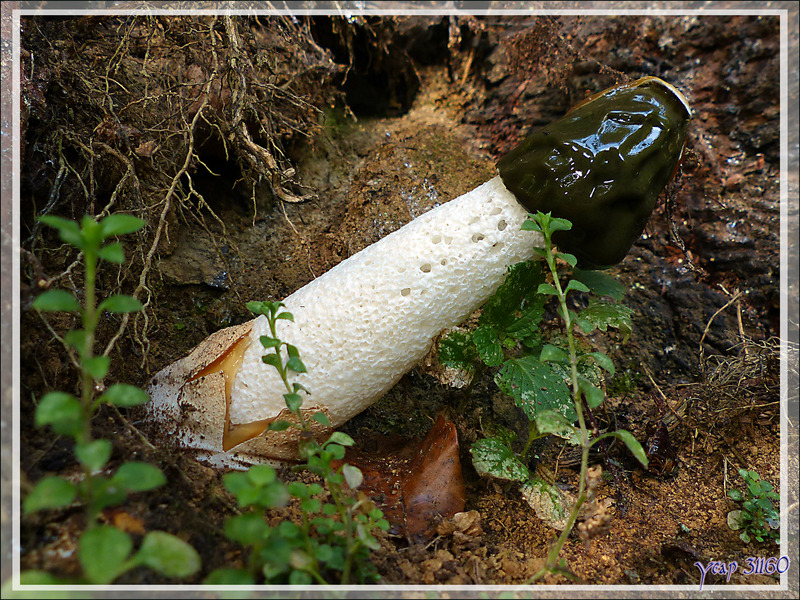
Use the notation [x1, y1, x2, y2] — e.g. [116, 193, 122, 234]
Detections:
[229, 176, 542, 426]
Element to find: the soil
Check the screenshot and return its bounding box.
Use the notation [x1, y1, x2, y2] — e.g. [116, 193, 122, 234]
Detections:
[9, 8, 798, 596]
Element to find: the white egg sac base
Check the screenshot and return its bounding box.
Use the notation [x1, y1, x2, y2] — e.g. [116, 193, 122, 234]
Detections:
[229, 176, 542, 426]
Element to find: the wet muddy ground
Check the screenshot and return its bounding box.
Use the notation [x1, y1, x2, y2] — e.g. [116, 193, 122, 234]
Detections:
[10, 9, 798, 595]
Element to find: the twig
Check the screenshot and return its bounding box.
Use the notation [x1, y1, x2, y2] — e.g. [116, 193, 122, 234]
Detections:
[698, 289, 743, 367]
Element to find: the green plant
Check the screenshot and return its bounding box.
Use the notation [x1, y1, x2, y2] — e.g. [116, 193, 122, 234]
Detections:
[440, 211, 648, 578]
[24, 214, 200, 584]
[205, 301, 389, 585]
[727, 468, 780, 545]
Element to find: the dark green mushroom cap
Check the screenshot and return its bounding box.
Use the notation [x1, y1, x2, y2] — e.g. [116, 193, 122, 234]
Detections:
[497, 76, 691, 269]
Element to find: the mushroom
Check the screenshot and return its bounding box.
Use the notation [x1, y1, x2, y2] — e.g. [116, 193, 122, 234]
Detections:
[145, 76, 691, 468]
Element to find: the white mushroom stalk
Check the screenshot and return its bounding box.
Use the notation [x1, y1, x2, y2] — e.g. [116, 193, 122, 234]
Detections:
[146, 177, 541, 467]
[145, 76, 691, 468]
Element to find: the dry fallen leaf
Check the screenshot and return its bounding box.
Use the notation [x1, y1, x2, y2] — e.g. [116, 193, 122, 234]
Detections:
[335, 414, 465, 542]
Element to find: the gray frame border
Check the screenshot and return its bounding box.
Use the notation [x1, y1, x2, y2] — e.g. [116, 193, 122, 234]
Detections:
[2, 2, 797, 598]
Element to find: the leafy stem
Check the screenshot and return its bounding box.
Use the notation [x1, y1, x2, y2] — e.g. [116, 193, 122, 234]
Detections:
[212, 301, 390, 585]
[534, 214, 591, 575]
[26, 214, 200, 583]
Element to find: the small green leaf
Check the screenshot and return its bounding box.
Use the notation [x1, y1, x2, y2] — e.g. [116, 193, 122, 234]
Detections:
[480, 260, 546, 334]
[727, 509, 746, 530]
[311, 412, 331, 426]
[247, 300, 281, 316]
[565, 279, 590, 294]
[292, 382, 309, 394]
[342, 464, 363, 489]
[111, 462, 166, 492]
[100, 214, 145, 238]
[535, 410, 579, 443]
[573, 268, 627, 301]
[521, 475, 574, 531]
[740, 531, 751, 544]
[473, 324, 504, 367]
[275, 311, 295, 322]
[316, 543, 335, 563]
[64, 329, 89, 352]
[39, 215, 84, 248]
[278, 520, 301, 540]
[537, 283, 559, 296]
[204, 568, 255, 585]
[80, 216, 104, 249]
[579, 378, 605, 409]
[98, 294, 142, 314]
[14, 569, 71, 586]
[578, 299, 634, 339]
[286, 356, 306, 373]
[24, 477, 77, 514]
[259, 336, 281, 349]
[470, 437, 529, 482]
[35, 392, 83, 436]
[134, 531, 201, 578]
[327, 444, 346, 461]
[78, 526, 133, 584]
[596, 430, 648, 468]
[326, 431, 355, 447]
[82, 355, 110, 380]
[756, 497, 774, 511]
[285, 344, 300, 358]
[100, 383, 150, 407]
[289, 569, 312, 585]
[539, 344, 568, 364]
[86, 476, 127, 515]
[33, 289, 81, 313]
[222, 471, 249, 496]
[557, 252, 578, 267]
[357, 522, 381, 551]
[301, 497, 321, 513]
[75, 440, 112, 472]
[288, 481, 311, 500]
[284, 392, 302, 412]
[521, 218, 543, 233]
[247, 464, 277, 487]
[582, 351, 615, 376]
[438, 330, 478, 373]
[98, 242, 125, 264]
[571, 309, 597, 335]
[495, 356, 575, 422]
[548, 217, 572, 232]
[261, 353, 282, 369]
[268, 420, 291, 431]
[257, 483, 290, 509]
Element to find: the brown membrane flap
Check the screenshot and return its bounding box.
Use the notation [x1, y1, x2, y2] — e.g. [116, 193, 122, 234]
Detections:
[184, 325, 274, 452]
[174, 319, 336, 460]
[232, 405, 334, 461]
[185, 320, 254, 380]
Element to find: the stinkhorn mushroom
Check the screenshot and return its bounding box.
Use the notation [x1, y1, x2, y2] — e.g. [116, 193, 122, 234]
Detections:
[145, 76, 691, 468]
